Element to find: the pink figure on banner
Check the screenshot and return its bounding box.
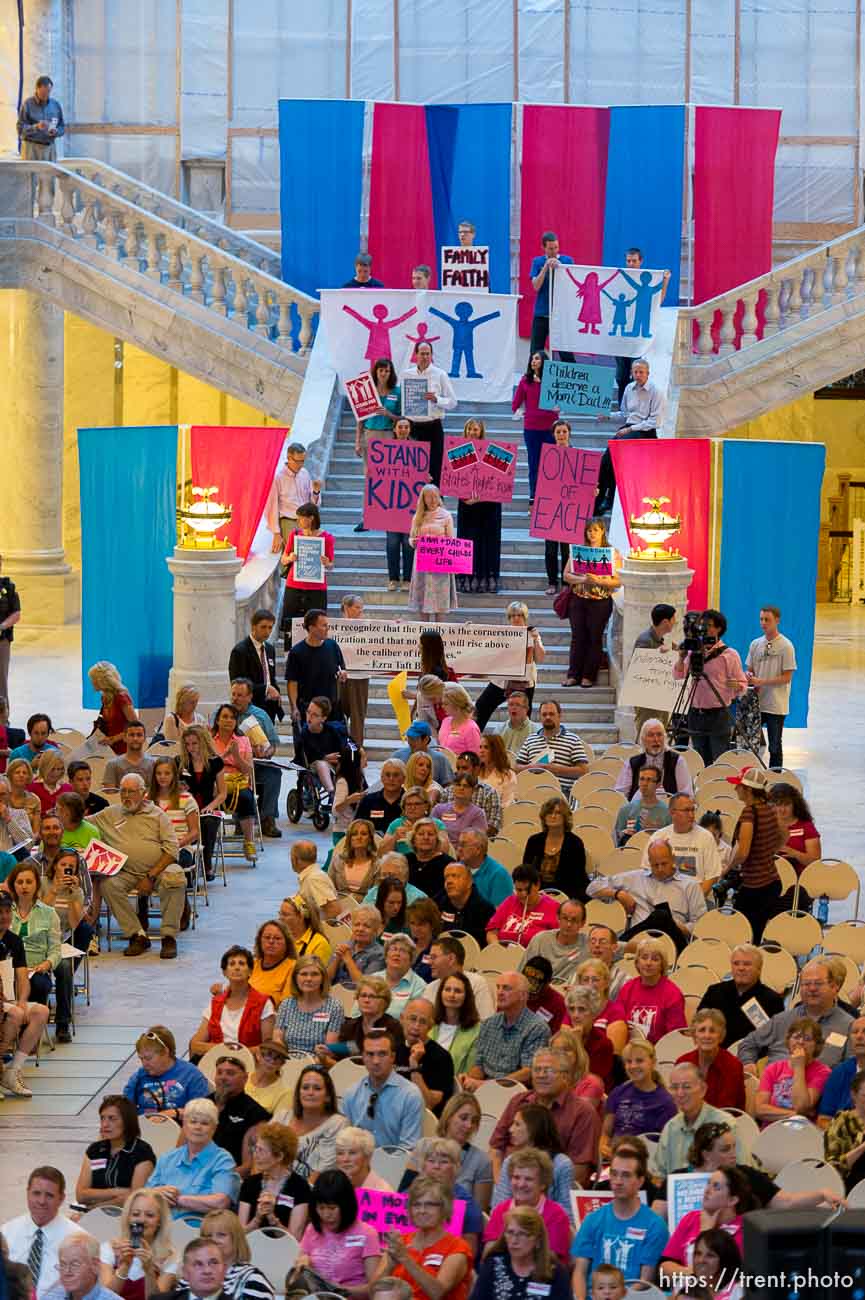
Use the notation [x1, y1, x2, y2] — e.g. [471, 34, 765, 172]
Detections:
[406, 321, 441, 362]
[342, 301, 418, 362]
[564, 268, 619, 335]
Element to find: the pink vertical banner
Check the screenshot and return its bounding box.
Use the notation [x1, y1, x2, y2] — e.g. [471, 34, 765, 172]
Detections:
[190, 425, 288, 560]
[519, 106, 610, 339]
[368, 103, 437, 290]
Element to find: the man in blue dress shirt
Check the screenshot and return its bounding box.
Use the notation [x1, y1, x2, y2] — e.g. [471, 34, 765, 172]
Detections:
[342, 1030, 424, 1151]
[528, 231, 575, 360]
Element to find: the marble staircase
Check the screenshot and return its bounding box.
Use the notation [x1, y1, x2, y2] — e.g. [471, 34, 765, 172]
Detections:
[275, 400, 623, 760]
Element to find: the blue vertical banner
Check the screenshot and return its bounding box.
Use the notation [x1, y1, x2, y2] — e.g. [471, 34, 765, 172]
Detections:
[602, 105, 685, 306]
[278, 99, 365, 297]
[719, 440, 825, 728]
[78, 426, 178, 709]
[425, 104, 512, 295]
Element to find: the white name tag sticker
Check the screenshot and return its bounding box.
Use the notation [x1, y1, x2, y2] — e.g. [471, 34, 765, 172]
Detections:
[276, 1194, 295, 1207]
[423, 1255, 444, 1267]
[827, 1032, 847, 1048]
[89, 1158, 108, 1170]
[312, 1012, 330, 1021]
[527, 1286, 551, 1297]
[742, 997, 770, 1029]
[370, 809, 385, 818]
[346, 1235, 366, 1246]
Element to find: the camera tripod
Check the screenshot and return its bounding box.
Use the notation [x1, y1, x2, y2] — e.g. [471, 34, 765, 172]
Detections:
[667, 662, 765, 766]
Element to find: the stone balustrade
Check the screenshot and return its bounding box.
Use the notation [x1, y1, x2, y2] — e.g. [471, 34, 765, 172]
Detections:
[16, 160, 317, 354]
[674, 226, 865, 378]
[61, 157, 281, 276]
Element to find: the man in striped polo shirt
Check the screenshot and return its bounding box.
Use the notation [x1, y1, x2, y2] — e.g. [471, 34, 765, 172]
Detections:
[515, 699, 589, 796]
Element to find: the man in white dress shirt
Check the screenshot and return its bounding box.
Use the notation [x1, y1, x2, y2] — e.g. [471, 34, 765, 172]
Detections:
[401, 340, 457, 485]
[2, 1166, 79, 1297]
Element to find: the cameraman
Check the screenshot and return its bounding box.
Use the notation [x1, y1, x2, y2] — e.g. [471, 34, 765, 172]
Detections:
[673, 610, 747, 764]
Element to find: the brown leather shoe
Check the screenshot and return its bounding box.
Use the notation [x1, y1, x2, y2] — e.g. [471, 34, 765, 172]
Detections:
[123, 934, 151, 957]
[261, 817, 282, 838]
[160, 936, 178, 960]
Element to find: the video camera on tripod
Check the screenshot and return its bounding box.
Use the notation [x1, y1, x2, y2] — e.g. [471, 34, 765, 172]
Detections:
[679, 610, 720, 675]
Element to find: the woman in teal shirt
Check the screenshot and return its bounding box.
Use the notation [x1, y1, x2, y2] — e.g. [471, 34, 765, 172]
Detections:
[380, 786, 447, 856]
[7, 858, 73, 1042]
[354, 357, 400, 533]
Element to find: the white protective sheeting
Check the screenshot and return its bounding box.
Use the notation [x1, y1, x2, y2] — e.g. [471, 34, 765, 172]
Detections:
[397, 0, 514, 103]
[690, 0, 736, 104]
[231, 0, 348, 129]
[181, 0, 229, 157]
[230, 135, 280, 214]
[351, 0, 395, 100]
[64, 132, 178, 195]
[69, 0, 177, 124]
[568, 0, 687, 104]
[517, 0, 565, 104]
[774, 143, 857, 224]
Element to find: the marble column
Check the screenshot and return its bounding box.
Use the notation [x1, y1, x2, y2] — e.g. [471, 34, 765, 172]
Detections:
[166, 545, 243, 717]
[615, 554, 695, 740]
[0, 289, 78, 623]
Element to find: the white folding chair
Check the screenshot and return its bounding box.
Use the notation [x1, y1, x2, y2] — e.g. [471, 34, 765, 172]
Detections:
[371, 1145, 409, 1187]
[440, 929, 482, 970]
[655, 1028, 695, 1067]
[76, 1207, 123, 1243]
[140, 1113, 181, 1156]
[774, 1157, 844, 1198]
[474, 1077, 526, 1116]
[479, 943, 523, 973]
[330, 1057, 367, 1101]
[247, 1228, 299, 1288]
[751, 1117, 823, 1176]
[584, 898, 628, 934]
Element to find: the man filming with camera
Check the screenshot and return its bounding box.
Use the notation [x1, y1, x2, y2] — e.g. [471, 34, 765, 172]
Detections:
[672, 609, 747, 764]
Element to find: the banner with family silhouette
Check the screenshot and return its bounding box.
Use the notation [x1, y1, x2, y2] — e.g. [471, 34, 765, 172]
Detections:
[319, 289, 518, 403]
[549, 264, 666, 358]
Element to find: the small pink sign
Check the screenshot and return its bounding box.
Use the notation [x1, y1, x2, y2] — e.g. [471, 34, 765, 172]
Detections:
[356, 1186, 466, 1241]
[345, 371, 381, 421]
[416, 536, 474, 574]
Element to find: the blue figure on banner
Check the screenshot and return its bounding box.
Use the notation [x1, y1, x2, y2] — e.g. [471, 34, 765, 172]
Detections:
[428, 301, 501, 379]
[603, 289, 637, 337]
[620, 270, 665, 338]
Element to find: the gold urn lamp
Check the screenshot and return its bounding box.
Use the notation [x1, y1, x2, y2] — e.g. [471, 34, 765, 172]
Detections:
[628, 496, 682, 559]
[178, 485, 233, 549]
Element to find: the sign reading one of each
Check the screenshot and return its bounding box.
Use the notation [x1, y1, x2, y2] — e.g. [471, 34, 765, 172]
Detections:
[539, 359, 617, 415]
[363, 437, 430, 532]
[439, 436, 518, 502]
[529, 444, 602, 544]
[441, 245, 490, 291]
[416, 536, 474, 574]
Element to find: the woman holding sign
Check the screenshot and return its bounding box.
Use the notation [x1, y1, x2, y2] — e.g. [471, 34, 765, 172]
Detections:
[354, 358, 401, 535]
[454, 418, 502, 595]
[378, 1175, 473, 1300]
[281, 503, 335, 642]
[561, 519, 622, 688]
[408, 486, 457, 621]
[511, 352, 558, 504]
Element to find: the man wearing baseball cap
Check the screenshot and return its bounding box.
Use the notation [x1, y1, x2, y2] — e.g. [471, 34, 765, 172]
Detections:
[717, 766, 786, 941]
[390, 721, 454, 785]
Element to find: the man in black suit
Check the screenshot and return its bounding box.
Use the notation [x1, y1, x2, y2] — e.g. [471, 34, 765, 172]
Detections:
[228, 608, 282, 721]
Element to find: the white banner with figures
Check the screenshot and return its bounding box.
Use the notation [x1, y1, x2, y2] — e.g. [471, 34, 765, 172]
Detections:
[549, 264, 666, 358]
[320, 289, 518, 403]
[291, 618, 528, 678]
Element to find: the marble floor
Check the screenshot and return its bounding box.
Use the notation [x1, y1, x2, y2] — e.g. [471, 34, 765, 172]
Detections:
[0, 603, 862, 1216]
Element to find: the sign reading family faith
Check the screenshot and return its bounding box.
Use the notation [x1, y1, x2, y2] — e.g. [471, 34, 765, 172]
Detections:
[320, 288, 518, 402]
[416, 536, 474, 574]
[550, 263, 666, 358]
[362, 437, 430, 531]
[344, 371, 381, 421]
[540, 359, 617, 415]
[529, 445, 602, 544]
[441, 245, 490, 291]
[439, 436, 518, 502]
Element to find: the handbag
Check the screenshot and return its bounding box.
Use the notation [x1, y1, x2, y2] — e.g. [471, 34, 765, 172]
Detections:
[553, 586, 572, 619]
[223, 771, 250, 814]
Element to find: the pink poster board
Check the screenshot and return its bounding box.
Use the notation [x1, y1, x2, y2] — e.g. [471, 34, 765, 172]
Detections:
[356, 1187, 466, 1240]
[529, 444, 602, 543]
[439, 436, 518, 502]
[363, 437, 431, 531]
[416, 537, 474, 574]
[345, 371, 381, 421]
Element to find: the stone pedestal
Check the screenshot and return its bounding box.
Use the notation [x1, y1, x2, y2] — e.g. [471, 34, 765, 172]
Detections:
[0, 289, 78, 623]
[166, 544, 243, 716]
[615, 553, 695, 740]
[181, 157, 226, 219]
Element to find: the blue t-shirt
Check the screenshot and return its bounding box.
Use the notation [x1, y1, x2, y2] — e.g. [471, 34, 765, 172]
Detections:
[123, 1058, 211, 1113]
[9, 741, 59, 765]
[573, 1202, 667, 1291]
[818, 1057, 858, 1118]
[529, 253, 575, 317]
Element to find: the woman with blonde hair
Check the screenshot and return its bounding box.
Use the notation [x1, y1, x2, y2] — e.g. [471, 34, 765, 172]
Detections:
[278, 894, 331, 964]
[404, 750, 443, 803]
[273, 954, 343, 1055]
[601, 1038, 676, 1158]
[377, 1175, 473, 1300]
[478, 733, 517, 806]
[148, 758, 199, 872]
[159, 684, 205, 742]
[474, 600, 546, 730]
[103, 1188, 178, 1296]
[473, 1205, 571, 1300]
[437, 1092, 492, 1206]
[7, 757, 41, 835]
[604, 935, 686, 1052]
[438, 684, 480, 757]
[27, 749, 71, 816]
[329, 818, 381, 900]
[88, 660, 137, 754]
[199, 1209, 274, 1300]
[179, 723, 226, 881]
[408, 484, 457, 621]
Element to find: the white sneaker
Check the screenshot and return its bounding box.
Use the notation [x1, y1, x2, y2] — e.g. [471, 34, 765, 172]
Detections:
[2, 1066, 32, 1097]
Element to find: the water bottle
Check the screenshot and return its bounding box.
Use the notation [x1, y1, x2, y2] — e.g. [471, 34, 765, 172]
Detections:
[817, 894, 829, 925]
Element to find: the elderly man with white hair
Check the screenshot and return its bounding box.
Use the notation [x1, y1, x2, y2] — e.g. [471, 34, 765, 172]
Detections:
[43, 1234, 116, 1300]
[613, 718, 693, 799]
[88, 773, 184, 960]
[696, 942, 785, 1047]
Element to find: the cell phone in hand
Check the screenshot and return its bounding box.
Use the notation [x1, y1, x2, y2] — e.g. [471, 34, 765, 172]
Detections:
[130, 1222, 144, 1249]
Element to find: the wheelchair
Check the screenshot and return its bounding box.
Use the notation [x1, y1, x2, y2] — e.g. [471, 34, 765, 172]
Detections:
[284, 716, 349, 833]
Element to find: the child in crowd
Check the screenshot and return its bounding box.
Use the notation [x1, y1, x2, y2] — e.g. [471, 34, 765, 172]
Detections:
[408, 485, 456, 621]
[385, 417, 417, 591]
[699, 810, 734, 871]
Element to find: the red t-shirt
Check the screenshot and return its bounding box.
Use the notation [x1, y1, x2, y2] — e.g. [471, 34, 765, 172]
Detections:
[677, 1047, 746, 1110]
[604, 976, 686, 1044]
[284, 529, 334, 591]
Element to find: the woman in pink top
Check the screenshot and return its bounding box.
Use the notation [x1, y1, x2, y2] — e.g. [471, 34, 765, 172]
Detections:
[296, 1169, 380, 1296]
[482, 1149, 571, 1267]
[755, 1016, 831, 1126]
[211, 703, 258, 861]
[511, 351, 558, 502]
[409, 485, 457, 620]
[659, 1168, 753, 1285]
[604, 936, 686, 1051]
[438, 684, 481, 756]
[486, 866, 559, 947]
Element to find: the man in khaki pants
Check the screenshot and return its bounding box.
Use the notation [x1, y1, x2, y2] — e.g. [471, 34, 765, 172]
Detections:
[90, 774, 185, 960]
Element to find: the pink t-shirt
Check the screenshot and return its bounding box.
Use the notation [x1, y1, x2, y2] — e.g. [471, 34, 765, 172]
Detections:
[486, 893, 560, 947]
[664, 1210, 743, 1267]
[758, 1058, 831, 1115]
[483, 1196, 571, 1262]
[604, 976, 686, 1044]
[299, 1221, 380, 1288]
[439, 717, 482, 756]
